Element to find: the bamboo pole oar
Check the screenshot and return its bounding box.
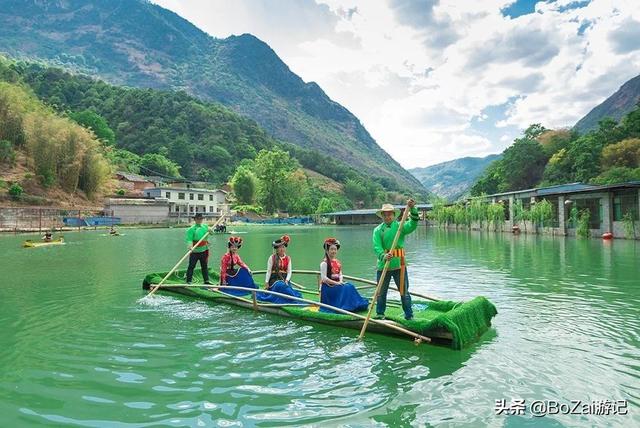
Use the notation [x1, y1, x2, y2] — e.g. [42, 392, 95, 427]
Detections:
[153, 283, 430, 343]
[257, 269, 441, 302]
[146, 214, 225, 297]
[358, 204, 411, 341]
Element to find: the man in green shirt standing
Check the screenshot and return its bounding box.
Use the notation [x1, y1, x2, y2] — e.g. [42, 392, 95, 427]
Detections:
[372, 199, 419, 320]
[185, 213, 211, 284]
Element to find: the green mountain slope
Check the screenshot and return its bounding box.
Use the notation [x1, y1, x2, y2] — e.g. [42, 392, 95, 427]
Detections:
[574, 74, 640, 134]
[0, 0, 424, 193]
[1, 58, 386, 194]
[409, 154, 502, 201]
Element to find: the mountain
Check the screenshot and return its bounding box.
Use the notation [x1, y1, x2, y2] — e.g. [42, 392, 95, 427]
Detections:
[409, 154, 502, 201]
[0, 0, 424, 193]
[574, 74, 640, 133]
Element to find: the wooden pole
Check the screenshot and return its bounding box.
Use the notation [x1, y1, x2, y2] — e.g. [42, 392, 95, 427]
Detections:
[254, 269, 441, 301]
[146, 214, 225, 297]
[155, 284, 430, 343]
[358, 205, 410, 341]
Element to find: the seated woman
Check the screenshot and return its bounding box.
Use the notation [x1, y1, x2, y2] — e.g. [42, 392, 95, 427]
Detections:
[259, 235, 302, 303]
[319, 238, 369, 313]
[219, 236, 257, 296]
[42, 231, 52, 242]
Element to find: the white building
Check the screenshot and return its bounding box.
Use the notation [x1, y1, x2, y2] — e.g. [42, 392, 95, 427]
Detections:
[143, 187, 229, 217]
[104, 198, 170, 224]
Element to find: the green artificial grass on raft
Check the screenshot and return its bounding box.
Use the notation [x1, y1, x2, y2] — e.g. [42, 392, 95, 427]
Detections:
[143, 268, 497, 349]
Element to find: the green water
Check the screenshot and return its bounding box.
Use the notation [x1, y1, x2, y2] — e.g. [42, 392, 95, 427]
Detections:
[0, 226, 638, 427]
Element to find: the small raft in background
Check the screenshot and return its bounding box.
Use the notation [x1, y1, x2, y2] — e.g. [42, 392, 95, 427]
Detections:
[142, 269, 497, 349]
[23, 238, 65, 248]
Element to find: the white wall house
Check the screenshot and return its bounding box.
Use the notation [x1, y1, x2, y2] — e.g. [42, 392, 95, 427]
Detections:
[143, 187, 229, 217]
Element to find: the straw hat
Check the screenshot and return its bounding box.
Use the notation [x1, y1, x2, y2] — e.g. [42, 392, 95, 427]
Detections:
[376, 203, 400, 219]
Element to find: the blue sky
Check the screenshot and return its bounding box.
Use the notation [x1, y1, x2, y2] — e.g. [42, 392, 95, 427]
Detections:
[155, 0, 640, 168]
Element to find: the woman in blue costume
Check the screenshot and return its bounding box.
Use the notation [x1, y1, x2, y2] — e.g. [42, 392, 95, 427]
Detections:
[319, 238, 369, 313]
[259, 235, 302, 304]
[219, 236, 258, 296]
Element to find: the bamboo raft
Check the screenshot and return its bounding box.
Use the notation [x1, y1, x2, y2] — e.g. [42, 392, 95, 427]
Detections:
[142, 269, 497, 349]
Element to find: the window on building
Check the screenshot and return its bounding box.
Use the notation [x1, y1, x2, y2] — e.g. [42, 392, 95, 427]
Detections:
[146, 192, 151, 197]
[209, 195, 213, 201]
[613, 190, 639, 221]
[209, 206, 214, 212]
[178, 193, 185, 200]
[189, 193, 194, 200]
[165, 192, 171, 199]
[198, 194, 204, 201]
[189, 206, 194, 213]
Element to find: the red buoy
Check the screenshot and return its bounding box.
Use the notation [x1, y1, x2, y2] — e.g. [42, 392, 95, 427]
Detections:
[602, 232, 613, 240]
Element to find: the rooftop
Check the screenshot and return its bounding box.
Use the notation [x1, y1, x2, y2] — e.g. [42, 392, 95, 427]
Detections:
[324, 204, 432, 216]
[480, 181, 640, 199]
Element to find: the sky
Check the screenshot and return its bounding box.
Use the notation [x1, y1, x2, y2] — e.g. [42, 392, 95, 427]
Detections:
[153, 0, 640, 169]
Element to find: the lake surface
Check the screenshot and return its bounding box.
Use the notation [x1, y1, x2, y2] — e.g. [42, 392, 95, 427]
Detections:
[1, 225, 638, 427]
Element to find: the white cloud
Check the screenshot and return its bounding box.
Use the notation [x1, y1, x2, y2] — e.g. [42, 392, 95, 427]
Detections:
[153, 0, 640, 168]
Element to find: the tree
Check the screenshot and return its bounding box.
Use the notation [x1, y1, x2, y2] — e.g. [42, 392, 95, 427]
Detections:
[140, 153, 181, 178]
[253, 148, 298, 213]
[316, 197, 335, 214]
[567, 134, 604, 182]
[600, 138, 640, 169]
[500, 137, 548, 191]
[593, 167, 640, 185]
[470, 160, 504, 196]
[231, 165, 258, 204]
[69, 109, 115, 145]
[542, 148, 573, 185]
[536, 129, 574, 157]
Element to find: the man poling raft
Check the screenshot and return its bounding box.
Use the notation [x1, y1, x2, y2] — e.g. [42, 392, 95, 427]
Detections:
[372, 198, 420, 320]
[319, 238, 369, 313]
[185, 213, 212, 285]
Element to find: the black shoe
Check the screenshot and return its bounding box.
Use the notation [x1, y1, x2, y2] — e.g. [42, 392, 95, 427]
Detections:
[186, 281, 192, 285]
[204, 281, 212, 285]
[405, 315, 414, 321]
[374, 314, 386, 320]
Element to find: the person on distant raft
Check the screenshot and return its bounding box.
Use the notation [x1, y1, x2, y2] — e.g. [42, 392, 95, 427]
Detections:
[319, 238, 369, 313]
[185, 213, 211, 285]
[372, 199, 419, 320]
[260, 235, 302, 303]
[109, 226, 118, 236]
[42, 231, 52, 242]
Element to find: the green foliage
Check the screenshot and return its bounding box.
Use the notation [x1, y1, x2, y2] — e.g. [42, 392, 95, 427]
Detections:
[68, 109, 115, 145]
[0, 81, 110, 198]
[0, 139, 15, 165]
[513, 199, 531, 232]
[105, 148, 141, 173]
[344, 178, 384, 208]
[622, 212, 637, 239]
[233, 204, 263, 215]
[600, 138, 640, 169]
[471, 126, 549, 195]
[530, 199, 554, 228]
[487, 202, 506, 230]
[253, 148, 298, 213]
[8, 182, 23, 197]
[576, 209, 591, 238]
[230, 165, 257, 205]
[140, 153, 181, 178]
[593, 167, 640, 185]
[116, 189, 126, 196]
[315, 197, 336, 214]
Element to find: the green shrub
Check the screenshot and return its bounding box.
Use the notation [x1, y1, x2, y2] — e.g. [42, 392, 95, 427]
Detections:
[622, 212, 637, 239]
[8, 183, 23, 198]
[576, 209, 591, 238]
[116, 188, 126, 196]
